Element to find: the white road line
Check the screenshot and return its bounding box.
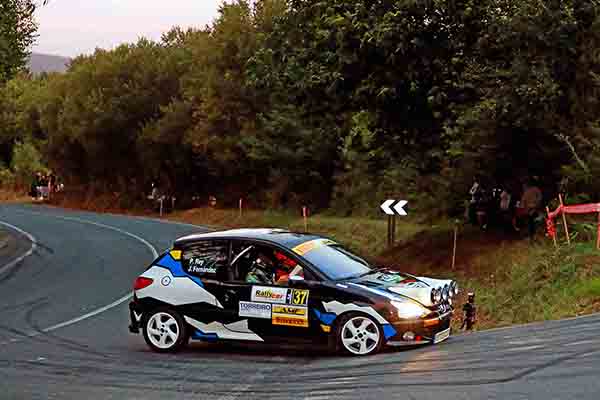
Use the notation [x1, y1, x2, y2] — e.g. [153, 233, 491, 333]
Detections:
[565, 339, 598, 347]
[0, 221, 38, 276]
[0, 211, 158, 344]
[504, 345, 545, 352]
[41, 204, 217, 230]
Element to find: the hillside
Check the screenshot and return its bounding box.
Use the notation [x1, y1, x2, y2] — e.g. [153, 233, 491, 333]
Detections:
[28, 52, 70, 74]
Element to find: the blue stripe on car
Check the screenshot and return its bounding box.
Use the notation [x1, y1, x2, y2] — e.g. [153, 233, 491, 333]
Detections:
[155, 253, 204, 287]
[191, 330, 218, 341]
[382, 324, 397, 340]
[313, 309, 337, 326]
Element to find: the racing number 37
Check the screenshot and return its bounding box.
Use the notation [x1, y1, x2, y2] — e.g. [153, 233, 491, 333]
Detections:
[291, 289, 309, 306]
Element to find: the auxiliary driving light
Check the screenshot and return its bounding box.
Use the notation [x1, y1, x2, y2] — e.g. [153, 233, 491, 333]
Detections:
[451, 281, 459, 296]
[431, 288, 442, 304]
[442, 285, 450, 301]
[403, 332, 416, 341]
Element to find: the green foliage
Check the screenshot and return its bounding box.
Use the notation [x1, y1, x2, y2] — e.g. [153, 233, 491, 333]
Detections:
[0, 0, 38, 83]
[3, 0, 600, 213]
[10, 139, 44, 186]
[461, 241, 600, 328]
[0, 163, 15, 187]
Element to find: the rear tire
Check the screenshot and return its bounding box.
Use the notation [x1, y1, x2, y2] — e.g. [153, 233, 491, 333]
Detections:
[335, 313, 383, 356]
[142, 307, 189, 353]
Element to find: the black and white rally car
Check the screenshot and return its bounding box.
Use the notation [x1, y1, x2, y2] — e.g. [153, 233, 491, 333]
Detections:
[129, 229, 457, 356]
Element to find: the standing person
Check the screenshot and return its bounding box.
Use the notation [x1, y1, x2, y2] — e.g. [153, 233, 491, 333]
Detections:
[30, 172, 41, 199]
[475, 179, 489, 230]
[499, 184, 513, 231]
[468, 176, 482, 225]
[521, 178, 543, 239]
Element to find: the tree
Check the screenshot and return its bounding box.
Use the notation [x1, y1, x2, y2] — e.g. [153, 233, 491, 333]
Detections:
[0, 0, 40, 83]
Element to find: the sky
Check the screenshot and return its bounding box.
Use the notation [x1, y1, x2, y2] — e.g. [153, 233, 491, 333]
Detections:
[34, 0, 222, 57]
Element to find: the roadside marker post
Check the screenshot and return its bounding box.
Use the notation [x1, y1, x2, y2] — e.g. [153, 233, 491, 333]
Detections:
[239, 198, 243, 218]
[558, 194, 571, 245]
[547, 206, 558, 249]
[596, 212, 600, 250]
[302, 206, 308, 232]
[452, 223, 458, 270]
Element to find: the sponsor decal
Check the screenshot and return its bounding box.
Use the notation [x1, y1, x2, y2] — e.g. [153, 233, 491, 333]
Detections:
[272, 315, 309, 328]
[272, 305, 307, 316]
[251, 286, 289, 304]
[239, 301, 272, 319]
[380, 274, 403, 283]
[289, 289, 309, 306]
[320, 324, 331, 333]
[291, 239, 336, 256]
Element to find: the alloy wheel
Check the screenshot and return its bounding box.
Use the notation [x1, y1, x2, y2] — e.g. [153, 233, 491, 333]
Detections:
[146, 312, 180, 349]
[340, 316, 381, 355]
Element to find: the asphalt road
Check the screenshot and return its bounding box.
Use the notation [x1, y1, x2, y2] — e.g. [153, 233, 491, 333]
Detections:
[0, 203, 598, 400]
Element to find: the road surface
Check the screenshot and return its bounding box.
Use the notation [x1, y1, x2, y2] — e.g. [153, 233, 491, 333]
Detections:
[0, 204, 598, 399]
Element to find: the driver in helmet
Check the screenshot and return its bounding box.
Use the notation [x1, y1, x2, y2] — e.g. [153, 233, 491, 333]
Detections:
[244, 250, 304, 285]
[245, 252, 275, 284]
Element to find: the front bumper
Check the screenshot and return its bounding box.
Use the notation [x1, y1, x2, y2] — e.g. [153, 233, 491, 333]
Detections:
[386, 310, 453, 346]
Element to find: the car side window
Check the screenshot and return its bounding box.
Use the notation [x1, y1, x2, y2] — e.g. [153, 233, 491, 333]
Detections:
[230, 241, 309, 285]
[182, 240, 229, 281]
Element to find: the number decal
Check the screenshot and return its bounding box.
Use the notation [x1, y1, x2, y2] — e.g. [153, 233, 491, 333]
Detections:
[291, 289, 309, 306]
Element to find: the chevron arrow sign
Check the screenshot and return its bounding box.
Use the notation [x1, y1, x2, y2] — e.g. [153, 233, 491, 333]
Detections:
[380, 200, 408, 216]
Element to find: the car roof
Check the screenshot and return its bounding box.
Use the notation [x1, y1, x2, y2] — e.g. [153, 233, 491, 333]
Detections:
[173, 228, 326, 250]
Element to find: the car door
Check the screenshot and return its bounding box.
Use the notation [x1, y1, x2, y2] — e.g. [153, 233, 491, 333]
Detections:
[179, 239, 232, 324]
[226, 240, 326, 342]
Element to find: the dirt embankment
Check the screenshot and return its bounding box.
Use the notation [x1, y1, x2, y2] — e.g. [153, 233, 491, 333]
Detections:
[376, 227, 521, 277]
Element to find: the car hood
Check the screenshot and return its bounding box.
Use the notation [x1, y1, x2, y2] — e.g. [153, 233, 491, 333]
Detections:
[348, 272, 454, 307]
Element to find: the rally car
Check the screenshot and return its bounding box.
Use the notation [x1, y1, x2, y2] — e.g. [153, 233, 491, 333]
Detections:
[129, 229, 457, 356]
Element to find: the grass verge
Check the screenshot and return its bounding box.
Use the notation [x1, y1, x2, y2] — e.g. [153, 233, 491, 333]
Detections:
[170, 208, 424, 256]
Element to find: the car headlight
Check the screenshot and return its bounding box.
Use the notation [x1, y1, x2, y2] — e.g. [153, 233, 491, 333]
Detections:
[391, 301, 429, 319]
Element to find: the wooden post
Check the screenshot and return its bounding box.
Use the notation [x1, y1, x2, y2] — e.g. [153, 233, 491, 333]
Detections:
[597, 212, 600, 250]
[452, 224, 458, 270]
[239, 198, 243, 218]
[558, 194, 571, 245]
[391, 214, 396, 245]
[387, 215, 392, 248]
[302, 206, 308, 232]
[547, 206, 558, 249]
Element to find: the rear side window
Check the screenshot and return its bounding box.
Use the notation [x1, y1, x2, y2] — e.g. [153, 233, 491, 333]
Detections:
[182, 240, 229, 279]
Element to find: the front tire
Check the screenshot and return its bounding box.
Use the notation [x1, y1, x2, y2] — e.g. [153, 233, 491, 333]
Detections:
[336, 313, 383, 356]
[142, 307, 188, 353]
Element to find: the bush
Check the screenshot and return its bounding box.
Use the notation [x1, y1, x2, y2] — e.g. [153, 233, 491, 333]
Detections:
[0, 165, 16, 188]
[10, 140, 46, 187]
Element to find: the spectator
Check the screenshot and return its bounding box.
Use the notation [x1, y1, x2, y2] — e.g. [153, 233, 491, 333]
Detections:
[468, 176, 482, 225]
[521, 178, 543, 239]
[30, 172, 41, 198]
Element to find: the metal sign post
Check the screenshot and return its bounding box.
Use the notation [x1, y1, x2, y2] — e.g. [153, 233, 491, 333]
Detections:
[381, 200, 406, 248]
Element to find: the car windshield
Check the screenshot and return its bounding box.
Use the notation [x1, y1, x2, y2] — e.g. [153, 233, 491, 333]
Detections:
[302, 244, 373, 280]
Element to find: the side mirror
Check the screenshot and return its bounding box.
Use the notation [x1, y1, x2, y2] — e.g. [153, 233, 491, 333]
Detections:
[288, 275, 305, 286]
